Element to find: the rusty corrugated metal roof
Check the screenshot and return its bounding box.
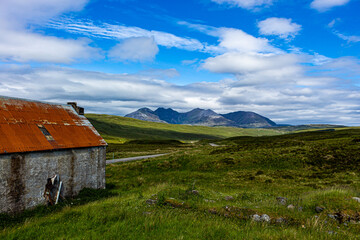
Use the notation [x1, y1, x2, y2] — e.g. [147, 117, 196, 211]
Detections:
[0, 96, 107, 154]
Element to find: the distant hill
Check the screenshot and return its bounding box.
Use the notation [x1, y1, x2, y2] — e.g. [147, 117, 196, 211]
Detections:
[125, 108, 166, 123]
[86, 114, 282, 143]
[125, 107, 276, 128]
[221, 111, 277, 128]
[267, 124, 347, 132]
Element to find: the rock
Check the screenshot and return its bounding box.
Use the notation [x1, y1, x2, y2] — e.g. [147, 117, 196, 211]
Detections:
[191, 190, 199, 195]
[252, 214, 261, 222]
[208, 208, 218, 214]
[146, 199, 157, 205]
[276, 197, 287, 205]
[298, 206, 303, 212]
[143, 211, 152, 215]
[315, 206, 325, 213]
[260, 214, 271, 222]
[252, 214, 270, 222]
[225, 196, 234, 201]
[328, 214, 336, 220]
[275, 218, 285, 223]
[352, 197, 360, 203]
[287, 204, 295, 210]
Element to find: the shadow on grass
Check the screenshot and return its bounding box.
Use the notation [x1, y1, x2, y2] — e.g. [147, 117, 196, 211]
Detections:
[0, 183, 117, 230]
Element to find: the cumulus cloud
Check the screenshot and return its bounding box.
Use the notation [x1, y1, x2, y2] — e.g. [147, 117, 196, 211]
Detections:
[0, 64, 359, 125]
[202, 53, 300, 75]
[218, 28, 281, 54]
[0, 0, 99, 63]
[211, 0, 273, 9]
[0, 30, 99, 63]
[0, 0, 88, 28]
[258, 18, 302, 40]
[108, 37, 159, 62]
[310, 0, 351, 12]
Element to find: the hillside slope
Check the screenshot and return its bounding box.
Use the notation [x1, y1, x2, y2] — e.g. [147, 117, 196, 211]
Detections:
[126, 108, 276, 127]
[86, 114, 282, 143]
[2, 129, 360, 239]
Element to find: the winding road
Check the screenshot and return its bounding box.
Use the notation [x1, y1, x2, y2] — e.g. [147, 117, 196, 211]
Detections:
[106, 153, 169, 165]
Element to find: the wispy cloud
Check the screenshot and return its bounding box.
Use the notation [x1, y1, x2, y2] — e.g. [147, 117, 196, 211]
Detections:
[210, 0, 273, 10]
[333, 31, 360, 43]
[47, 18, 212, 52]
[310, 0, 351, 12]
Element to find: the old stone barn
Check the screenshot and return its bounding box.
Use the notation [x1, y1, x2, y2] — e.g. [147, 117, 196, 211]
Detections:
[0, 96, 107, 213]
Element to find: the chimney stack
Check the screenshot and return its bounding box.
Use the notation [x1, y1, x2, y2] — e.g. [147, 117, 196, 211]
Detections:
[67, 102, 84, 115]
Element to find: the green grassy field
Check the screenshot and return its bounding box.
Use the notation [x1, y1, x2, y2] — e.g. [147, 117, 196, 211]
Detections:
[1, 119, 360, 239]
[86, 114, 283, 143]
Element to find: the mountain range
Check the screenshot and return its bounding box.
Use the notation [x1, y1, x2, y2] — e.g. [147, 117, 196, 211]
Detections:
[125, 107, 277, 128]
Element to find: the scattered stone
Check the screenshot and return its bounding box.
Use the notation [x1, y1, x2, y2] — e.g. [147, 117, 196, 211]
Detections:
[315, 206, 325, 213]
[275, 218, 285, 223]
[143, 211, 152, 215]
[276, 197, 287, 205]
[287, 204, 295, 210]
[208, 208, 218, 214]
[146, 199, 157, 205]
[191, 190, 199, 195]
[352, 197, 360, 203]
[204, 199, 216, 203]
[252, 214, 261, 222]
[298, 206, 303, 212]
[260, 214, 271, 222]
[225, 196, 234, 201]
[327, 231, 336, 235]
[328, 214, 337, 220]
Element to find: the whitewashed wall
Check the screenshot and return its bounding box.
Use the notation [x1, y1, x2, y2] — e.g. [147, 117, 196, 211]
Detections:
[0, 146, 106, 213]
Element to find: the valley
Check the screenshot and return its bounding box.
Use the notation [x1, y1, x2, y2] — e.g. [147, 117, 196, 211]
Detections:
[1, 116, 360, 239]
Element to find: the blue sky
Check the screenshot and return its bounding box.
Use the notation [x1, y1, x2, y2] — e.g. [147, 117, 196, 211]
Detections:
[0, 0, 359, 125]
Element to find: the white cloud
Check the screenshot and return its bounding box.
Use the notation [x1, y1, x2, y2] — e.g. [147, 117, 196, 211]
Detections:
[211, 0, 273, 9]
[202, 53, 299, 76]
[47, 18, 208, 52]
[0, 0, 100, 63]
[258, 18, 302, 40]
[333, 31, 360, 43]
[310, 0, 351, 12]
[218, 28, 282, 54]
[1, 63, 359, 125]
[108, 37, 159, 62]
[0, 29, 100, 63]
[328, 18, 341, 28]
[0, 0, 88, 28]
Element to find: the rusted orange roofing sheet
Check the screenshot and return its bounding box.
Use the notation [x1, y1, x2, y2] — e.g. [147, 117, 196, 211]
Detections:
[0, 96, 107, 154]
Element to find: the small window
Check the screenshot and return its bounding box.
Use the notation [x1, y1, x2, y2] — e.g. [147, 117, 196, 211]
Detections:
[37, 124, 54, 141]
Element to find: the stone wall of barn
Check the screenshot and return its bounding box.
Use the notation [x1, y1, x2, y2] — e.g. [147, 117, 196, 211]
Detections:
[0, 146, 106, 213]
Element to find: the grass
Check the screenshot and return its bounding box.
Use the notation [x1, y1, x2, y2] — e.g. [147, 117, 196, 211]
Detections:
[86, 114, 283, 144]
[1, 122, 360, 239]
